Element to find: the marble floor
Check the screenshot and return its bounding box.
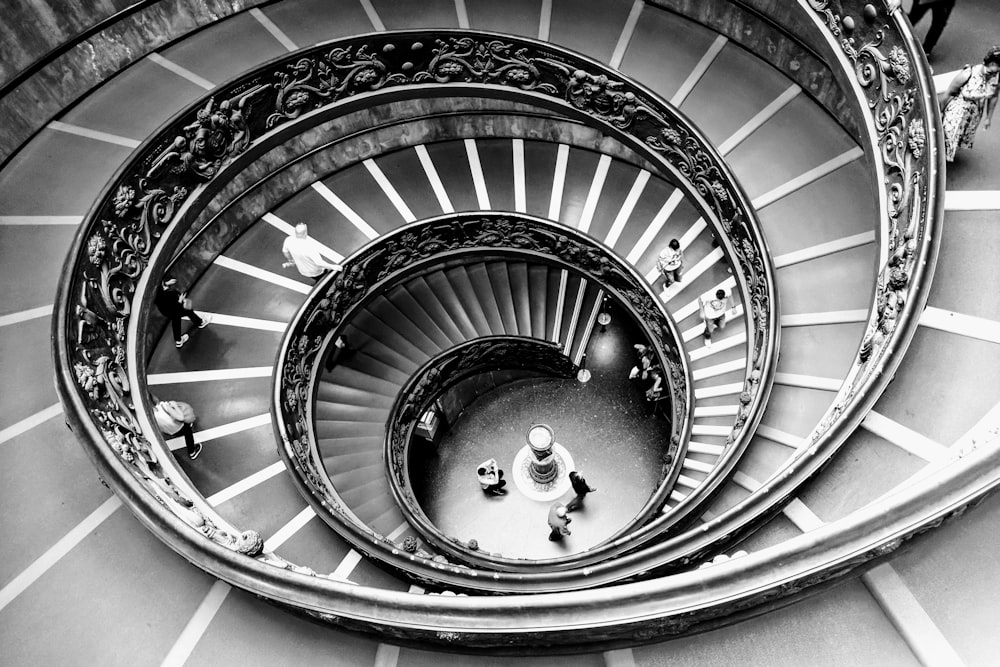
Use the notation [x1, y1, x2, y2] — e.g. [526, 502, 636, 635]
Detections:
[410, 307, 673, 560]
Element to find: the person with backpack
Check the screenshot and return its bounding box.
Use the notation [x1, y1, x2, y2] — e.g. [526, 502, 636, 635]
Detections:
[153, 399, 202, 460]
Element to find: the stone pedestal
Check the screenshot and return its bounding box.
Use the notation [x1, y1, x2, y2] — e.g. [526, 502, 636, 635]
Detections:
[526, 423, 557, 484]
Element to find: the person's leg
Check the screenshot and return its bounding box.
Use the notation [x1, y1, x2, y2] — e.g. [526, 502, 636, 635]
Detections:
[171, 315, 183, 344]
[923, 2, 954, 53]
[672, 267, 682, 283]
[716, 314, 727, 331]
[566, 495, 582, 512]
[661, 270, 673, 287]
[549, 526, 562, 541]
[183, 308, 204, 328]
[908, 1, 929, 26]
[180, 423, 198, 457]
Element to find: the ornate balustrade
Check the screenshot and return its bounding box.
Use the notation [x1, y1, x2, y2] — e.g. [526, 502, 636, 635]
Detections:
[275, 213, 693, 584]
[43, 6, 966, 644]
[55, 28, 776, 586]
[384, 336, 579, 566]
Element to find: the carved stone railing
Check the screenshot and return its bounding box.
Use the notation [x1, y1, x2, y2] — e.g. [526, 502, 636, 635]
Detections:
[276, 212, 693, 584]
[383, 336, 580, 564]
[56, 15, 973, 640]
[637, 0, 947, 562]
[54, 28, 776, 588]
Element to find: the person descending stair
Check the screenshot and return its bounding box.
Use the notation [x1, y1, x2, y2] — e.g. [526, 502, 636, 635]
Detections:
[154, 278, 210, 349]
[700, 289, 733, 348]
[656, 238, 684, 299]
[152, 398, 202, 460]
[281, 222, 343, 282]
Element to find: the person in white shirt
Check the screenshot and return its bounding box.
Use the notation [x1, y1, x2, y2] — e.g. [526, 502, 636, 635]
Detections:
[656, 239, 684, 287]
[281, 223, 342, 281]
[700, 288, 733, 347]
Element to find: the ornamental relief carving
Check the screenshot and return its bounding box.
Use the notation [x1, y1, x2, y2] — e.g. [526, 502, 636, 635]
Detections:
[64, 31, 773, 577]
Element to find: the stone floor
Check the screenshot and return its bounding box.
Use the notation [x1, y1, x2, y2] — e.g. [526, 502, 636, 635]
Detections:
[410, 307, 672, 560]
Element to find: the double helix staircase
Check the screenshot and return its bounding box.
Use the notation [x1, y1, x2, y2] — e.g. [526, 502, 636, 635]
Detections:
[4, 0, 1000, 664]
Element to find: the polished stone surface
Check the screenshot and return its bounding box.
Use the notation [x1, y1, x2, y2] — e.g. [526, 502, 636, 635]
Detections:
[410, 310, 672, 560]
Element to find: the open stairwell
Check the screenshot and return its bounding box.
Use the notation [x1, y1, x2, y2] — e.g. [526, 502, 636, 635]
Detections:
[4, 0, 1000, 665]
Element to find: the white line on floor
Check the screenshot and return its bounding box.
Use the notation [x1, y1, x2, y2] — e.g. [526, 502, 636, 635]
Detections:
[512, 138, 527, 213]
[167, 413, 272, 451]
[206, 461, 286, 507]
[0, 403, 63, 446]
[311, 182, 379, 239]
[454, 0, 469, 28]
[160, 580, 231, 667]
[197, 312, 286, 332]
[465, 138, 491, 209]
[718, 84, 801, 155]
[548, 144, 570, 220]
[577, 154, 612, 233]
[861, 410, 949, 462]
[0, 304, 53, 328]
[920, 306, 1000, 344]
[364, 159, 416, 223]
[415, 144, 455, 214]
[147, 366, 273, 386]
[538, 0, 552, 41]
[780, 310, 869, 327]
[48, 121, 140, 148]
[609, 0, 644, 70]
[692, 357, 745, 382]
[625, 189, 683, 264]
[773, 372, 843, 392]
[604, 170, 650, 248]
[213, 255, 311, 294]
[672, 35, 727, 107]
[359, 0, 385, 31]
[249, 8, 298, 51]
[0, 496, 121, 613]
[263, 506, 317, 552]
[752, 147, 865, 209]
[755, 425, 802, 449]
[773, 231, 875, 268]
[943, 190, 1000, 211]
[147, 53, 215, 89]
[0, 215, 82, 225]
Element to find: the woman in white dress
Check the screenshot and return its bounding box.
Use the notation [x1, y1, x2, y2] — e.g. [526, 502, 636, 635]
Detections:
[942, 46, 1000, 162]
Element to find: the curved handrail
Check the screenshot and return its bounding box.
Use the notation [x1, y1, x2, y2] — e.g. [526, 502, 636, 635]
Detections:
[43, 4, 953, 641]
[56, 27, 775, 586]
[275, 213, 691, 586]
[385, 336, 580, 564]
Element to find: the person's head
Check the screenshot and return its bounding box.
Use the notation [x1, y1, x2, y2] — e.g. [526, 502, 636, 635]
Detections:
[555, 506, 566, 518]
[983, 46, 1000, 72]
[715, 289, 727, 300]
[477, 467, 487, 476]
[294, 223, 309, 238]
[569, 471, 580, 482]
[669, 238, 680, 250]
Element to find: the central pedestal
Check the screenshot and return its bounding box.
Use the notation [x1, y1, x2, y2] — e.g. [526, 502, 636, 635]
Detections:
[512, 423, 574, 501]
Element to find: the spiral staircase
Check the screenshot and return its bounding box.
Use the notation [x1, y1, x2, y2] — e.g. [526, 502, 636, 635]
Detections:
[3, 1, 1000, 665]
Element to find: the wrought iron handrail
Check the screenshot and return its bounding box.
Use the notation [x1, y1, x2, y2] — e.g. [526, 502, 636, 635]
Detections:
[46, 8, 966, 639]
[55, 28, 776, 587]
[385, 336, 580, 566]
[275, 213, 692, 585]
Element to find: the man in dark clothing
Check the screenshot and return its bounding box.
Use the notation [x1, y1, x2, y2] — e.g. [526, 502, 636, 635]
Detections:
[547, 503, 572, 541]
[908, 0, 956, 56]
[565, 471, 597, 512]
[155, 278, 209, 348]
